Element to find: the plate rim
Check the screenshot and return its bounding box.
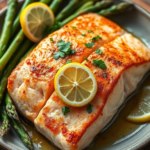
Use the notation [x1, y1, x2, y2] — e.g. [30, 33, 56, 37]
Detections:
[0, 0, 150, 150]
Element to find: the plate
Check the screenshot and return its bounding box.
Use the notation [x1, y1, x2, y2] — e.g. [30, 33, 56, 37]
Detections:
[0, 0, 150, 150]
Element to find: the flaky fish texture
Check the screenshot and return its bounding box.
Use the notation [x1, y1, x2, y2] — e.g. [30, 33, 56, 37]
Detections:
[34, 33, 150, 150]
[7, 13, 124, 121]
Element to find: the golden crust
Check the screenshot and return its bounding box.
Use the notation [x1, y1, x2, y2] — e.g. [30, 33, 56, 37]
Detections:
[7, 13, 124, 121]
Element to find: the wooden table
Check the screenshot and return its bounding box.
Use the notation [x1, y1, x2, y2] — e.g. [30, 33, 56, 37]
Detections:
[0, 0, 150, 150]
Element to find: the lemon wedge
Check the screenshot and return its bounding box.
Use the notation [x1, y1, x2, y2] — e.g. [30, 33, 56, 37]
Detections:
[54, 63, 97, 107]
[20, 2, 55, 43]
[127, 86, 150, 123]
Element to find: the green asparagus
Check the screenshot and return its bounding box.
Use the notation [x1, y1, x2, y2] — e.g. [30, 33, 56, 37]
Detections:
[50, 0, 63, 13]
[0, 30, 26, 71]
[11, 0, 35, 37]
[0, 107, 11, 137]
[56, 0, 80, 21]
[61, 0, 113, 26]
[12, 119, 33, 150]
[0, 0, 17, 58]
[0, 39, 33, 104]
[5, 93, 19, 121]
[75, 1, 94, 13]
[98, 2, 132, 16]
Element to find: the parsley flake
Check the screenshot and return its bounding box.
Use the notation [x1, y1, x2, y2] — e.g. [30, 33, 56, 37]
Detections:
[88, 30, 94, 33]
[85, 42, 95, 48]
[95, 49, 103, 55]
[93, 59, 107, 70]
[92, 35, 102, 41]
[50, 38, 54, 42]
[84, 57, 88, 61]
[62, 106, 70, 115]
[72, 26, 77, 29]
[87, 104, 93, 114]
[53, 40, 76, 60]
[66, 60, 72, 64]
[81, 33, 86, 36]
[53, 52, 65, 60]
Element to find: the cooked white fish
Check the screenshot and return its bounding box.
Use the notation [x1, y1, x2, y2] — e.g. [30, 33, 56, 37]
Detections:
[7, 13, 124, 122]
[34, 33, 150, 150]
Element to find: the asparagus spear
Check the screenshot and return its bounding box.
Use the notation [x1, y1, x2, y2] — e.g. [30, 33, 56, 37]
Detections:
[50, 0, 63, 13]
[0, 30, 25, 71]
[0, 0, 17, 58]
[0, 39, 33, 104]
[75, 1, 94, 13]
[11, 0, 35, 37]
[56, 0, 80, 21]
[98, 2, 132, 16]
[0, 107, 11, 137]
[61, 0, 113, 26]
[5, 93, 19, 121]
[12, 119, 33, 150]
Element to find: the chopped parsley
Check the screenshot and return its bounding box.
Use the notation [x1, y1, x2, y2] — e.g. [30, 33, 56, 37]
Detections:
[85, 42, 95, 48]
[88, 30, 94, 33]
[81, 33, 86, 36]
[50, 38, 54, 42]
[62, 106, 70, 115]
[84, 57, 88, 61]
[93, 59, 107, 70]
[87, 104, 93, 114]
[95, 49, 103, 55]
[92, 35, 102, 41]
[53, 40, 76, 60]
[72, 26, 77, 29]
[66, 60, 72, 64]
[53, 52, 65, 60]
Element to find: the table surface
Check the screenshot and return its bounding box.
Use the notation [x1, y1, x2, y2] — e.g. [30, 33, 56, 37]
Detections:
[0, 0, 150, 150]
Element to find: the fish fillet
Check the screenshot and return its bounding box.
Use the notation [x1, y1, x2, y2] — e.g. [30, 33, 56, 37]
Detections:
[34, 33, 150, 150]
[7, 13, 124, 121]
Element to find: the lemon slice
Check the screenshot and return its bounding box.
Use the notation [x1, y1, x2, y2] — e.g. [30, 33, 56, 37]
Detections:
[20, 2, 55, 43]
[54, 63, 97, 107]
[127, 86, 150, 123]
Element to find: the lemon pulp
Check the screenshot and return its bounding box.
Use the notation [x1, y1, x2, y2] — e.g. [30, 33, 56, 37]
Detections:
[127, 86, 150, 123]
[54, 63, 97, 107]
[20, 2, 55, 43]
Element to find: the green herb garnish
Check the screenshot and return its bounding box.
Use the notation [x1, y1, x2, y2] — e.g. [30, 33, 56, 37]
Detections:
[66, 60, 72, 64]
[72, 26, 77, 29]
[92, 35, 102, 41]
[95, 49, 103, 55]
[93, 59, 107, 70]
[53, 40, 76, 59]
[84, 57, 88, 61]
[50, 38, 54, 42]
[88, 30, 93, 33]
[53, 52, 65, 60]
[87, 104, 93, 114]
[62, 106, 70, 115]
[81, 33, 86, 36]
[85, 42, 95, 48]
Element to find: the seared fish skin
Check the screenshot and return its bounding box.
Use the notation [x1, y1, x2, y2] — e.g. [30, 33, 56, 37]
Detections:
[34, 33, 150, 150]
[7, 13, 124, 122]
